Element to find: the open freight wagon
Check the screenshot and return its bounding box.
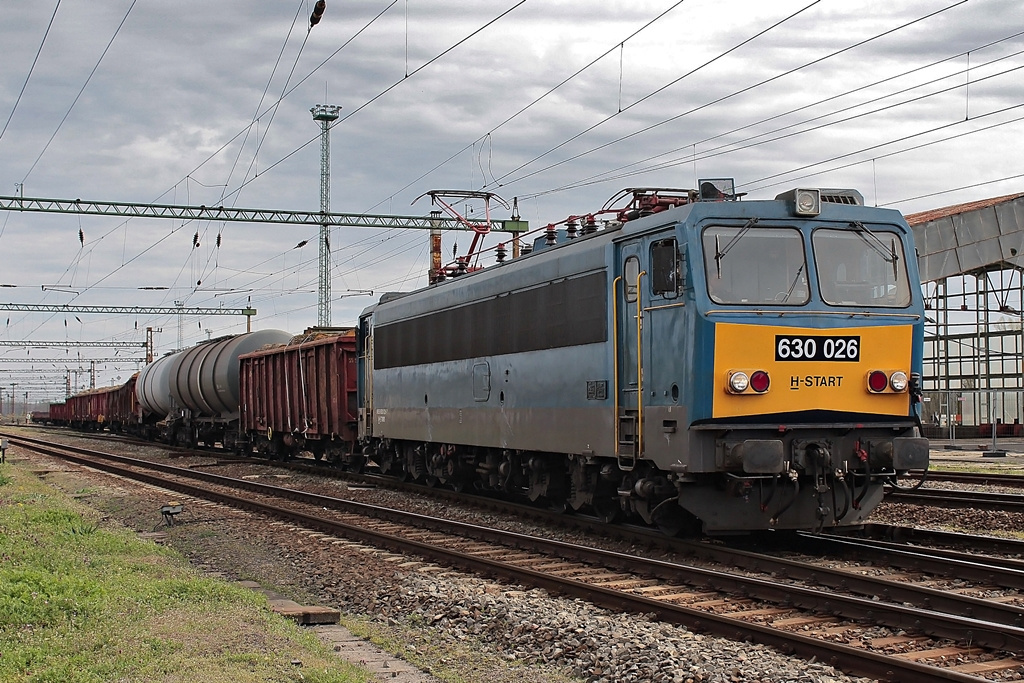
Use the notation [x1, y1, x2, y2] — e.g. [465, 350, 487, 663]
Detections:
[238, 329, 360, 465]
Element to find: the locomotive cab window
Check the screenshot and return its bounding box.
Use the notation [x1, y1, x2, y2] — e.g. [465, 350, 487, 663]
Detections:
[624, 256, 640, 302]
[812, 226, 911, 308]
[651, 239, 681, 298]
[702, 226, 808, 305]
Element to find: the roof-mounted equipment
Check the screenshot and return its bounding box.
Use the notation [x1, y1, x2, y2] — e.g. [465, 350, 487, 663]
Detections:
[602, 187, 697, 223]
[776, 187, 864, 217]
[776, 188, 821, 216]
[698, 178, 741, 202]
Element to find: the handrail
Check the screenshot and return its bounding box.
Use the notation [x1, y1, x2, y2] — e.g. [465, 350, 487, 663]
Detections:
[612, 276, 622, 458]
[636, 270, 647, 460]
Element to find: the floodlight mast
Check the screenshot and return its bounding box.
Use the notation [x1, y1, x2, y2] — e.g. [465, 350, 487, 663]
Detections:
[311, 103, 342, 327]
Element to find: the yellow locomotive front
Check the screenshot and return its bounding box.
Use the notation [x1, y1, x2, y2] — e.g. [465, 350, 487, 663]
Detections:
[673, 188, 929, 533]
[713, 322, 915, 420]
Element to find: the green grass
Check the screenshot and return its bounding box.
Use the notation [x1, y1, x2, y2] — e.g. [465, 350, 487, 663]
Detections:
[0, 462, 373, 683]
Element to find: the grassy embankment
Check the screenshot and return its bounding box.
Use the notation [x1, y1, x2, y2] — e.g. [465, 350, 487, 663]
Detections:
[0, 461, 373, 683]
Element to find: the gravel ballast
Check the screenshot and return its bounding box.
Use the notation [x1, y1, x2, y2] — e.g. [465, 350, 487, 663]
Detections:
[9, 435, 881, 683]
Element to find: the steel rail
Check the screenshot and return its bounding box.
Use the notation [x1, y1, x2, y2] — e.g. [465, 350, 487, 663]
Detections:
[887, 486, 1024, 510]
[831, 523, 1024, 562]
[809, 530, 1024, 576]
[919, 470, 1024, 488]
[16, 430, 1024, 625]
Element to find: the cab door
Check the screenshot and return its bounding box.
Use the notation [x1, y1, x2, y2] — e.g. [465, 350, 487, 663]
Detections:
[357, 312, 374, 439]
[615, 242, 644, 469]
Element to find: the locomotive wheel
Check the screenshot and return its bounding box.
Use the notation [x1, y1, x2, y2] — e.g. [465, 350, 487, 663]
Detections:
[548, 497, 572, 515]
[592, 497, 621, 524]
[377, 448, 398, 476]
[651, 498, 698, 537]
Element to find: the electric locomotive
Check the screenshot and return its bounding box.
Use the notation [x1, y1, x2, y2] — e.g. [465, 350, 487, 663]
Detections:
[358, 180, 929, 535]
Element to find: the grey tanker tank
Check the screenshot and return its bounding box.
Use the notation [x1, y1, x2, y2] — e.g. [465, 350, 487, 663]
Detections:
[136, 329, 292, 446]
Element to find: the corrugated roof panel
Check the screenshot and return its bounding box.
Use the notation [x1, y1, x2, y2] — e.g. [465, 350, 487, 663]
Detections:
[906, 193, 1024, 282]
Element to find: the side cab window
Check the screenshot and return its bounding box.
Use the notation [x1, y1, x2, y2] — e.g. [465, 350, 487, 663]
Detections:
[651, 238, 682, 299]
[624, 256, 640, 303]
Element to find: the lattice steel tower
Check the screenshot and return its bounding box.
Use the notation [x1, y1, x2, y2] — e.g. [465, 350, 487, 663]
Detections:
[311, 103, 342, 327]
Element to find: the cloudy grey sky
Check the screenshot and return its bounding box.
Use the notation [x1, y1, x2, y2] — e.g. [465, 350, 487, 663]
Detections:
[0, 0, 1022, 400]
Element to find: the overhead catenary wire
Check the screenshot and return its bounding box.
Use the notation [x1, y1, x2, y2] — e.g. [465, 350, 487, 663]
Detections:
[741, 106, 1024, 195]
[0, 0, 61, 146]
[364, 0, 690, 212]
[880, 172, 1024, 208]
[20, 0, 139, 185]
[528, 52, 1024, 199]
[484, 0, 826, 189]
[27, 0, 401, 322]
[500, 0, 969, 193]
[527, 32, 1024, 198]
[180, 1, 310, 305]
[5, 3, 1022, 358]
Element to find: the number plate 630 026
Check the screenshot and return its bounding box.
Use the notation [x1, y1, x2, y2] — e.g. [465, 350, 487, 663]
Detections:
[775, 335, 860, 362]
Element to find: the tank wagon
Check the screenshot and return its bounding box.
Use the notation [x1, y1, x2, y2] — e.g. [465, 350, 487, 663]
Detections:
[238, 329, 360, 462]
[358, 183, 929, 534]
[135, 329, 292, 447]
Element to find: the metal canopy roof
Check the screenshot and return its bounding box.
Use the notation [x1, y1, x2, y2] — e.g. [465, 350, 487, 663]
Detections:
[905, 192, 1024, 283]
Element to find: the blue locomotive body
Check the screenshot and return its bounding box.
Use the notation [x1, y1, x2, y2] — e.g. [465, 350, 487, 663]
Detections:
[359, 187, 929, 534]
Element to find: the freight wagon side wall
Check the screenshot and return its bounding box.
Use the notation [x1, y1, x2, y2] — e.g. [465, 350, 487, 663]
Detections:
[48, 402, 69, 424]
[239, 333, 358, 442]
[108, 374, 140, 428]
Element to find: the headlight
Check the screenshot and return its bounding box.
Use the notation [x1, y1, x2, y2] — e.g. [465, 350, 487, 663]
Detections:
[890, 371, 908, 392]
[728, 371, 749, 393]
[795, 189, 820, 216]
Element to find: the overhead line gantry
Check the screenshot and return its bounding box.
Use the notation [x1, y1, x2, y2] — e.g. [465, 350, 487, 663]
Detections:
[0, 358, 141, 364]
[0, 195, 527, 233]
[0, 340, 146, 348]
[0, 194, 529, 319]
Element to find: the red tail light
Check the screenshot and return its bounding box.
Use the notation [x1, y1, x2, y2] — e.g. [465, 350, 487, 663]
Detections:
[750, 371, 770, 393]
[867, 370, 889, 393]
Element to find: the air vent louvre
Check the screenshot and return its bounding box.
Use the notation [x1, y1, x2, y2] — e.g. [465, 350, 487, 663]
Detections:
[819, 189, 864, 205]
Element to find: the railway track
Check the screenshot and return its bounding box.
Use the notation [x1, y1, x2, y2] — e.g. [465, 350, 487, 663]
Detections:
[886, 485, 1024, 511]
[923, 471, 1024, 488]
[8, 431, 1024, 682]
